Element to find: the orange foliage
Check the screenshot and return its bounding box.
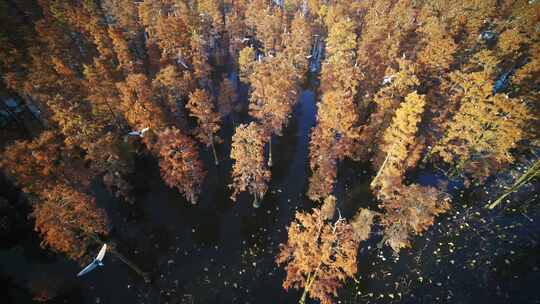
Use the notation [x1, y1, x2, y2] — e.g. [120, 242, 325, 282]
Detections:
[307, 14, 359, 201]
[156, 127, 206, 204]
[187, 88, 222, 164]
[32, 184, 109, 261]
[307, 125, 337, 201]
[245, 0, 285, 54]
[187, 89, 222, 148]
[432, 68, 531, 183]
[230, 122, 271, 205]
[152, 64, 195, 125]
[373, 91, 427, 199]
[117, 73, 168, 136]
[217, 77, 238, 120]
[238, 46, 256, 83]
[248, 56, 298, 136]
[379, 184, 450, 253]
[1, 132, 90, 196]
[276, 199, 361, 304]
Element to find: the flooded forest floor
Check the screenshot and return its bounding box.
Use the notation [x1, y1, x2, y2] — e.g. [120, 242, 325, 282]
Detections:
[1, 81, 540, 304]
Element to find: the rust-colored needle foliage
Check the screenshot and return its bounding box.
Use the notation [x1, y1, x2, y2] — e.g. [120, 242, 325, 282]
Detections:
[350, 208, 376, 242]
[156, 127, 206, 204]
[307, 13, 359, 201]
[369, 91, 452, 253]
[32, 184, 109, 262]
[276, 198, 361, 304]
[379, 184, 451, 253]
[248, 56, 298, 137]
[217, 77, 238, 121]
[432, 69, 531, 183]
[307, 126, 338, 201]
[238, 46, 256, 83]
[0, 131, 90, 196]
[230, 122, 271, 206]
[373, 91, 427, 200]
[117, 73, 168, 135]
[186, 89, 222, 164]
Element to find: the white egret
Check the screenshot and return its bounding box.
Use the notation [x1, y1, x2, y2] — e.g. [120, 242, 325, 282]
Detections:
[127, 127, 150, 138]
[77, 244, 107, 277]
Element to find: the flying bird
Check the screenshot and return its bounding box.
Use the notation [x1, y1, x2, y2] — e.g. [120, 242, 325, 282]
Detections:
[77, 244, 107, 277]
[382, 75, 394, 85]
[127, 127, 150, 138]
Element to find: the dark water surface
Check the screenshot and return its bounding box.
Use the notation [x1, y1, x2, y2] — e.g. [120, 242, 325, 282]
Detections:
[2, 88, 540, 304]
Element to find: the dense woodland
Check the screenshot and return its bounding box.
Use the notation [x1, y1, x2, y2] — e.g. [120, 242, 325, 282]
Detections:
[0, 0, 539, 303]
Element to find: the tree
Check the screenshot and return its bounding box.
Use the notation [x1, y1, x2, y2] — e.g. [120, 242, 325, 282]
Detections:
[32, 184, 109, 261]
[356, 57, 420, 163]
[137, 0, 162, 39]
[372, 91, 427, 200]
[355, 0, 417, 96]
[31, 177, 148, 281]
[238, 46, 256, 83]
[245, 0, 285, 55]
[58, 1, 116, 62]
[217, 77, 239, 124]
[367, 91, 452, 254]
[83, 56, 122, 128]
[22, 38, 102, 150]
[116, 73, 168, 148]
[0, 131, 90, 197]
[108, 26, 138, 74]
[276, 197, 362, 304]
[186, 89, 222, 165]
[230, 122, 271, 207]
[156, 127, 206, 204]
[432, 69, 531, 183]
[307, 14, 359, 201]
[198, 0, 225, 34]
[416, 15, 457, 72]
[152, 64, 194, 127]
[307, 125, 337, 201]
[101, 0, 140, 41]
[379, 184, 451, 253]
[154, 14, 191, 63]
[249, 56, 298, 166]
[223, 0, 250, 63]
[190, 33, 213, 86]
[283, 12, 313, 79]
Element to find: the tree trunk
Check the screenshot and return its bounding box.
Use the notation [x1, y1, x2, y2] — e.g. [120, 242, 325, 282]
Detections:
[487, 159, 540, 209]
[268, 136, 273, 167]
[211, 137, 219, 166]
[253, 193, 261, 208]
[299, 264, 321, 304]
[371, 151, 391, 188]
[104, 98, 122, 130]
[299, 273, 312, 304]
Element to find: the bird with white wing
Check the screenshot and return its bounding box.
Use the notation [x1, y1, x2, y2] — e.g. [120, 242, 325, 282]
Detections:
[77, 244, 107, 277]
[127, 127, 150, 138]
